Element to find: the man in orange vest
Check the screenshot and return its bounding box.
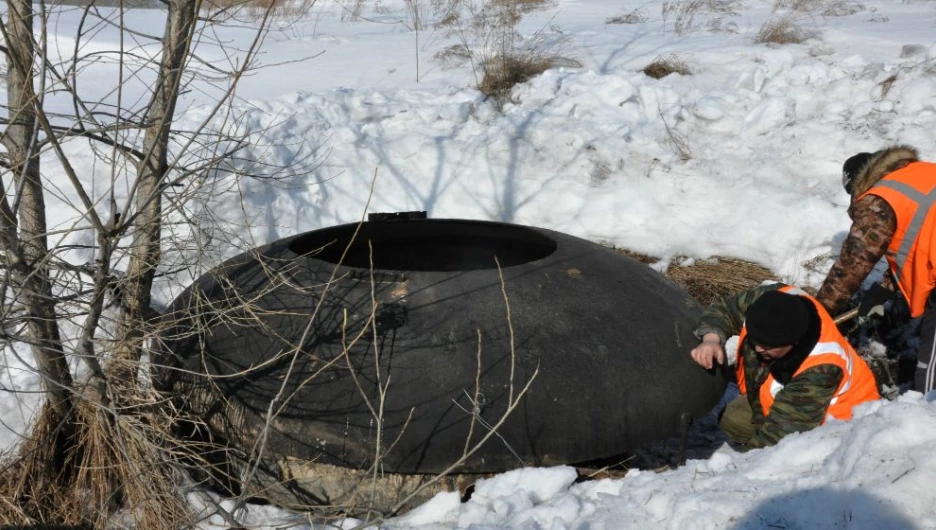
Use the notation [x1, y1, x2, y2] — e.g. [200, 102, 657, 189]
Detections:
[690, 284, 879, 449]
[817, 145, 936, 395]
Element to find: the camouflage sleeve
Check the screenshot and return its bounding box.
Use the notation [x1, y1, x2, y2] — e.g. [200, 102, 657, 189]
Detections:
[816, 195, 895, 316]
[693, 283, 784, 342]
[745, 364, 844, 449]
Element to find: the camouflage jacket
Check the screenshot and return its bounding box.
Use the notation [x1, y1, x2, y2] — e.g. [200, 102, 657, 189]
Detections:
[694, 283, 845, 449]
[815, 147, 920, 315]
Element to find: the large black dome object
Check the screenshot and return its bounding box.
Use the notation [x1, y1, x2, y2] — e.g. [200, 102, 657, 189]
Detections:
[156, 218, 726, 475]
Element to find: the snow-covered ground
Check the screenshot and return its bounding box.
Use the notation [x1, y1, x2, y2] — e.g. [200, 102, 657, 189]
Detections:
[3, 0, 936, 527]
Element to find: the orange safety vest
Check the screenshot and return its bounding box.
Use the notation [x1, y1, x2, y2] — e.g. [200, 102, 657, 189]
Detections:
[737, 286, 879, 422]
[859, 162, 936, 317]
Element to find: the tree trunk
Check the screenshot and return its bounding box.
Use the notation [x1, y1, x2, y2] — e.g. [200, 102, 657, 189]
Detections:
[1, 0, 73, 424]
[115, 0, 199, 383]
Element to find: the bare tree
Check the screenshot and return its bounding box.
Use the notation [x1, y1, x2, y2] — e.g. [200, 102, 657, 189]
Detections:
[0, 0, 320, 525]
[0, 0, 75, 428]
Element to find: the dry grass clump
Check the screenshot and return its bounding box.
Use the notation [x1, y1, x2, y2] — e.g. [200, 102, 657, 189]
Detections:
[202, 0, 282, 11]
[878, 73, 898, 99]
[203, 0, 274, 8]
[772, 0, 822, 9]
[643, 54, 692, 79]
[606, 8, 648, 24]
[756, 16, 817, 44]
[756, 0, 824, 45]
[447, 0, 576, 110]
[662, 0, 742, 35]
[200, 0, 318, 18]
[479, 53, 578, 108]
[821, 0, 864, 16]
[435, 44, 473, 68]
[619, 250, 777, 307]
[774, 0, 862, 13]
[438, 9, 462, 27]
[490, 0, 550, 12]
[0, 395, 195, 529]
[665, 256, 780, 306]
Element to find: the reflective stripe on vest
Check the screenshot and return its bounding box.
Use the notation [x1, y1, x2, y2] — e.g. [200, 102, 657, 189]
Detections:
[765, 340, 852, 401]
[860, 162, 936, 317]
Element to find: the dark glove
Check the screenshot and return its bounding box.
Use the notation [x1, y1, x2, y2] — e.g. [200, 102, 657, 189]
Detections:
[858, 282, 894, 320]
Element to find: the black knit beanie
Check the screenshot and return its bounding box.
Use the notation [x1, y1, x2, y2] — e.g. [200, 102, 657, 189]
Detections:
[745, 290, 810, 348]
[842, 152, 873, 194]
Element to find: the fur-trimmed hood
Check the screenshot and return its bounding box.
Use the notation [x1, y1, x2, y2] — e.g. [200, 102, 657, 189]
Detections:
[850, 145, 920, 199]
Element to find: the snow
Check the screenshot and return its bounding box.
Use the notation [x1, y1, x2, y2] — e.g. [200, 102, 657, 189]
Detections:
[3, 0, 936, 528]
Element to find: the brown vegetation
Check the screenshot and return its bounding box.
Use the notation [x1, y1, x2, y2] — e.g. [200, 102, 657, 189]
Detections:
[620, 251, 777, 307]
[0, 397, 194, 528]
[820, 0, 865, 17]
[0, 0, 292, 525]
[667, 257, 781, 307]
[878, 74, 898, 99]
[756, 16, 816, 44]
[662, 0, 742, 35]
[643, 54, 691, 79]
[479, 53, 561, 106]
[755, 0, 822, 45]
[492, 0, 549, 9]
[606, 8, 648, 24]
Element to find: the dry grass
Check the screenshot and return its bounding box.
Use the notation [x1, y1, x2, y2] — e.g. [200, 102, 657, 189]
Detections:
[756, 0, 822, 45]
[878, 74, 898, 99]
[435, 44, 474, 69]
[772, 0, 822, 9]
[435, 0, 574, 109]
[490, 0, 550, 11]
[774, 0, 863, 13]
[665, 257, 782, 306]
[201, 0, 318, 17]
[479, 52, 578, 108]
[643, 53, 691, 79]
[202, 0, 282, 11]
[203, 0, 275, 8]
[606, 8, 648, 24]
[663, 115, 692, 161]
[662, 0, 742, 35]
[619, 251, 778, 307]
[0, 393, 196, 529]
[821, 0, 864, 16]
[756, 16, 816, 44]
